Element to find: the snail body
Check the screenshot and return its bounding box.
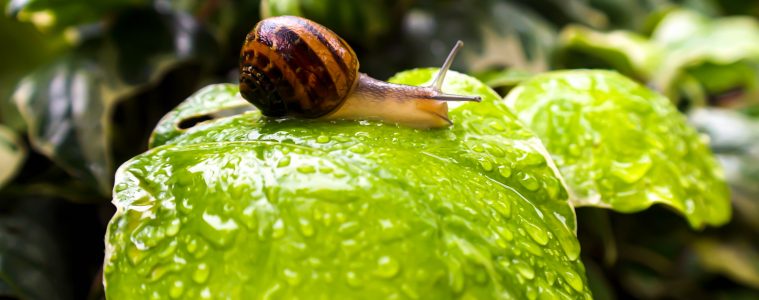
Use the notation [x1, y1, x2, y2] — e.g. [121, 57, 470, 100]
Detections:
[240, 16, 479, 128]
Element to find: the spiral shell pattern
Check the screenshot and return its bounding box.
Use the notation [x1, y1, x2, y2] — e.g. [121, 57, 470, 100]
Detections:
[239, 16, 360, 118]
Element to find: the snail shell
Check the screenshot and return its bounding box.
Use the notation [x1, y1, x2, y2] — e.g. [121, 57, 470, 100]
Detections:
[239, 16, 359, 118]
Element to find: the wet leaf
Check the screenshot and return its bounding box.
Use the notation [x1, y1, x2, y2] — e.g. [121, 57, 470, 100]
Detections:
[0, 125, 25, 188]
[104, 71, 591, 298]
[505, 70, 731, 228]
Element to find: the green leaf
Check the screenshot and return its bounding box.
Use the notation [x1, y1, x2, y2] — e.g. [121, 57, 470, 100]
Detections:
[555, 25, 662, 80]
[689, 108, 759, 231]
[104, 71, 592, 298]
[260, 0, 406, 48]
[7, 0, 148, 32]
[650, 10, 759, 105]
[0, 210, 68, 300]
[13, 55, 114, 194]
[693, 238, 759, 289]
[505, 70, 731, 228]
[0, 13, 64, 131]
[10, 7, 218, 195]
[0, 125, 25, 189]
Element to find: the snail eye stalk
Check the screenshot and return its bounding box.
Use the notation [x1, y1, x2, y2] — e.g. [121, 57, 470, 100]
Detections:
[429, 41, 482, 103]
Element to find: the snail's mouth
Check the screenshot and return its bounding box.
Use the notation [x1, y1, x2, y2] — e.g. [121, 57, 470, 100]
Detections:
[415, 100, 452, 128]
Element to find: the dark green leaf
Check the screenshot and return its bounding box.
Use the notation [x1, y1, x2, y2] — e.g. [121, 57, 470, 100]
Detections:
[6, 0, 148, 32]
[0, 125, 25, 188]
[10, 7, 218, 195]
[0, 212, 68, 300]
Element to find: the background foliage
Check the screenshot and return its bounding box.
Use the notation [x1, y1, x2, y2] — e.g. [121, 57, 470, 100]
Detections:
[1, 0, 758, 299]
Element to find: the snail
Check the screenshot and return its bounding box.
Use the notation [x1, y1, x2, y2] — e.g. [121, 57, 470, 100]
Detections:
[239, 15, 480, 128]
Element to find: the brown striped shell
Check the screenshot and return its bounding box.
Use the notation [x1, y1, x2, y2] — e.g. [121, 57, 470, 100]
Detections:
[239, 16, 360, 118]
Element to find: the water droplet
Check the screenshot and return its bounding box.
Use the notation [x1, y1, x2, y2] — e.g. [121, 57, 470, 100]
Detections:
[496, 226, 513, 241]
[519, 239, 545, 257]
[560, 268, 585, 292]
[156, 240, 178, 258]
[241, 205, 258, 230]
[472, 144, 485, 152]
[166, 219, 181, 237]
[498, 165, 512, 178]
[514, 260, 535, 280]
[374, 256, 400, 278]
[316, 135, 330, 143]
[348, 144, 369, 154]
[522, 152, 545, 166]
[543, 177, 561, 199]
[611, 155, 652, 183]
[127, 244, 148, 265]
[345, 271, 361, 287]
[401, 283, 420, 299]
[479, 159, 494, 172]
[568, 144, 582, 157]
[169, 280, 184, 299]
[492, 200, 511, 219]
[193, 263, 210, 284]
[519, 173, 540, 191]
[488, 121, 505, 131]
[199, 211, 239, 248]
[298, 218, 314, 237]
[557, 232, 581, 261]
[277, 156, 291, 167]
[272, 218, 285, 239]
[337, 221, 360, 237]
[200, 288, 212, 299]
[283, 268, 301, 286]
[523, 221, 549, 245]
[131, 223, 166, 250]
[545, 270, 556, 285]
[297, 165, 316, 174]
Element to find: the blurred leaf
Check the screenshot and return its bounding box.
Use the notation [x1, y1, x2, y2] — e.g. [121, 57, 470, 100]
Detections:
[0, 14, 64, 131]
[513, 0, 608, 28]
[689, 108, 759, 231]
[261, 0, 408, 48]
[13, 55, 114, 194]
[6, 0, 148, 32]
[10, 6, 218, 195]
[693, 238, 759, 289]
[651, 10, 759, 106]
[105, 71, 591, 298]
[397, 1, 557, 76]
[555, 25, 662, 80]
[505, 70, 731, 228]
[0, 125, 25, 188]
[0, 211, 68, 299]
[474, 68, 535, 96]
